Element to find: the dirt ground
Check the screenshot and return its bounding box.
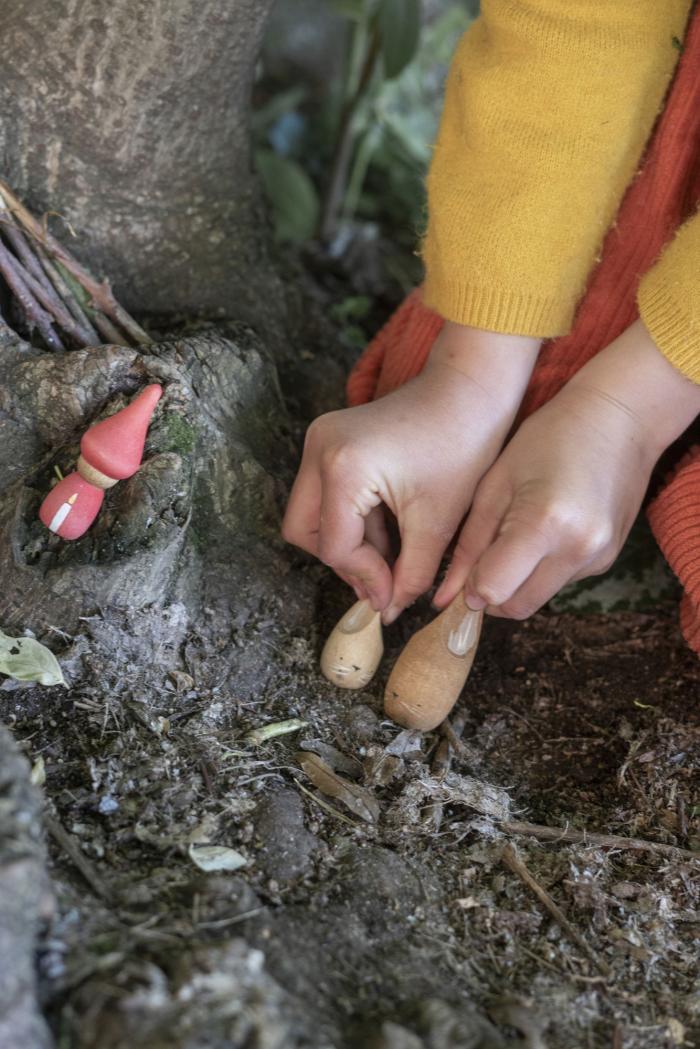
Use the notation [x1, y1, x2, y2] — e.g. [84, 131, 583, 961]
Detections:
[2, 572, 698, 1048]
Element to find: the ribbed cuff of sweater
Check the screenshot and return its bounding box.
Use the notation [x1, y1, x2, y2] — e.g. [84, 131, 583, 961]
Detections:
[422, 270, 574, 339]
[638, 277, 700, 385]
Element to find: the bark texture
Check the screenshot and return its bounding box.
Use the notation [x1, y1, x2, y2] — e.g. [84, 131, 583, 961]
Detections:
[0, 327, 305, 638]
[0, 727, 53, 1049]
[0, 0, 282, 324]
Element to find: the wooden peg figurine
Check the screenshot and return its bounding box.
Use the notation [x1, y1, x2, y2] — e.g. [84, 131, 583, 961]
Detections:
[384, 594, 482, 731]
[39, 384, 162, 540]
[320, 599, 383, 690]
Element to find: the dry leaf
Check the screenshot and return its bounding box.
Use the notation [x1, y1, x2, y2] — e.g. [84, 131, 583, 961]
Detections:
[245, 718, 308, 745]
[0, 628, 66, 687]
[169, 670, 195, 691]
[30, 755, 46, 787]
[296, 751, 380, 823]
[188, 844, 247, 872]
[385, 729, 424, 760]
[419, 770, 511, 821]
[298, 738, 363, 778]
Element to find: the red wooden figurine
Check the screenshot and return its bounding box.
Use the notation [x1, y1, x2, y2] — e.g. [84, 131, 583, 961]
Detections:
[39, 384, 162, 540]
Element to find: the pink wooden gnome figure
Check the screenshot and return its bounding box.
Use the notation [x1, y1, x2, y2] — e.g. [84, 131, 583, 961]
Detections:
[39, 384, 163, 540]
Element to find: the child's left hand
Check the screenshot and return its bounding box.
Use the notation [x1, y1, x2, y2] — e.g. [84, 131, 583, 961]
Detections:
[434, 320, 700, 620]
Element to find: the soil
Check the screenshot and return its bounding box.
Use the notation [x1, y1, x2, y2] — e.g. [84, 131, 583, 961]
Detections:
[1, 588, 698, 1048]
[0, 248, 696, 1049]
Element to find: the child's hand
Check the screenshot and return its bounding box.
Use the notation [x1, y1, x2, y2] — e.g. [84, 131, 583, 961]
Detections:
[282, 323, 540, 622]
[435, 320, 700, 619]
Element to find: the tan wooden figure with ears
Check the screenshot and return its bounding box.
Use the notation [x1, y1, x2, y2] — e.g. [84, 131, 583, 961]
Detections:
[384, 593, 483, 731]
[320, 599, 383, 690]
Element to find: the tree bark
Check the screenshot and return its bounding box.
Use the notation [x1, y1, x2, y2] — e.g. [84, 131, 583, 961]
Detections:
[0, 0, 282, 325]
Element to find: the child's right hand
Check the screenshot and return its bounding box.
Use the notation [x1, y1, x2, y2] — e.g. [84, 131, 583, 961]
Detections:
[282, 322, 540, 622]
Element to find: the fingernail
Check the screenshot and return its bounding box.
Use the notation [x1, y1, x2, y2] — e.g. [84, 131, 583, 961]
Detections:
[464, 593, 486, 611]
[382, 604, 401, 626]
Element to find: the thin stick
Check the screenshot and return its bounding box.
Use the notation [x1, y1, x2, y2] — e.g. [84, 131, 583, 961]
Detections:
[37, 249, 125, 345]
[426, 713, 469, 833]
[0, 211, 60, 299]
[294, 778, 357, 827]
[45, 812, 112, 901]
[500, 819, 699, 861]
[0, 238, 64, 350]
[35, 248, 102, 343]
[2, 243, 101, 346]
[0, 178, 151, 345]
[433, 711, 468, 780]
[501, 843, 609, 976]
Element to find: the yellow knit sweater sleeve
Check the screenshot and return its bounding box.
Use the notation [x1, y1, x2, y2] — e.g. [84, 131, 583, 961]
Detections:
[423, 0, 691, 338]
[638, 211, 700, 384]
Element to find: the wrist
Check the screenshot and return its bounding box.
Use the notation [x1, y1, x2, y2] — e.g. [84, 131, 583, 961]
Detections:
[427, 321, 541, 410]
[567, 319, 700, 460]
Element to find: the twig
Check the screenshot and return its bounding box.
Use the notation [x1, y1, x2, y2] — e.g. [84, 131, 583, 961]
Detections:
[501, 843, 610, 976]
[1, 241, 100, 346]
[426, 713, 469, 832]
[500, 819, 699, 861]
[0, 211, 61, 301]
[36, 248, 103, 343]
[0, 238, 64, 350]
[294, 777, 357, 826]
[0, 178, 151, 346]
[39, 251, 125, 345]
[677, 795, 688, 844]
[45, 811, 112, 901]
[195, 907, 263, 931]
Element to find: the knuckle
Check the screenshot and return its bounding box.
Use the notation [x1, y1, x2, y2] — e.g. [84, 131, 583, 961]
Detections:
[569, 523, 613, 560]
[472, 578, 509, 608]
[536, 501, 575, 536]
[304, 415, 328, 449]
[321, 443, 360, 481]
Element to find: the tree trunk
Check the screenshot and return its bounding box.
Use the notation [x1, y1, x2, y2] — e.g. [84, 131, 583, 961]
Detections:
[0, 0, 283, 325]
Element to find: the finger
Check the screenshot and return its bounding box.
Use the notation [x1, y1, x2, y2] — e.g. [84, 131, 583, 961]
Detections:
[318, 482, 393, 610]
[463, 521, 551, 611]
[383, 513, 453, 624]
[433, 477, 510, 608]
[281, 459, 322, 557]
[364, 506, 392, 561]
[486, 555, 576, 620]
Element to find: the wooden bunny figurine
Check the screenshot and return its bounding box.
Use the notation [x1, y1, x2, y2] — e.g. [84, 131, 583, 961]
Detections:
[320, 599, 383, 689]
[384, 593, 482, 731]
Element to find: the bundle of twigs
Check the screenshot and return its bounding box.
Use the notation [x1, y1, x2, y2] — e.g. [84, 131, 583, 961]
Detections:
[0, 179, 150, 351]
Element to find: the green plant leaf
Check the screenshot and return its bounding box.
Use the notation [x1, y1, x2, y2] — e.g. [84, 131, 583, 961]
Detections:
[255, 149, 320, 243]
[0, 628, 66, 686]
[330, 0, 369, 21]
[377, 0, 421, 79]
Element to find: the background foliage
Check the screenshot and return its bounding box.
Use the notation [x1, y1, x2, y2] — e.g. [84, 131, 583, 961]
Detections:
[255, 0, 478, 267]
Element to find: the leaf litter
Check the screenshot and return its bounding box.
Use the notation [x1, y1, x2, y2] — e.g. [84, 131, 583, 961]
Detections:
[3, 600, 699, 1048]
